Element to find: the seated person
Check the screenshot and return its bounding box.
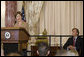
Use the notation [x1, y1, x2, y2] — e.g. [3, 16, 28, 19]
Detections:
[37, 42, 50, 56]
[63, 28, 82, 55]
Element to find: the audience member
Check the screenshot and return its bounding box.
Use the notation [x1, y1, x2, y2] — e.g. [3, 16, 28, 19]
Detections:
[37, 42, 50, 56]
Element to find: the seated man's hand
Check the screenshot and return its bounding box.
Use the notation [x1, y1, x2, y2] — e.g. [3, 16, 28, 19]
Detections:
[67, 45, 75, 50]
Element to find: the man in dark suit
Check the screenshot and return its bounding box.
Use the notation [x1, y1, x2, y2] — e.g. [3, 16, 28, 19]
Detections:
[63, 28, 82, 55]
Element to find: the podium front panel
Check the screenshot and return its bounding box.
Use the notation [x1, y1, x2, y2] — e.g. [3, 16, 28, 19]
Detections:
[1, 30, 19, 43]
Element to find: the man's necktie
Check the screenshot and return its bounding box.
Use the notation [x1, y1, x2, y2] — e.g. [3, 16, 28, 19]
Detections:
[73, 38, 75, 47]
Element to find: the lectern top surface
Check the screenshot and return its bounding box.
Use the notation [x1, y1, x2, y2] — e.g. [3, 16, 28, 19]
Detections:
[1, 27, 30, 37]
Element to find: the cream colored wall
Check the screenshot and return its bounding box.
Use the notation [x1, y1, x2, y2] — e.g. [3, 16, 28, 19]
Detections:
[1, 1, 6, 27]
[39, 1, 83, 46]
[40, 1, 83, 35]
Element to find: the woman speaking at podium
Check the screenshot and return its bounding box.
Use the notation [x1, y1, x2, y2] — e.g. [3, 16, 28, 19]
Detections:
[14, 11, 29, 55]
[14, 11, 29, 32]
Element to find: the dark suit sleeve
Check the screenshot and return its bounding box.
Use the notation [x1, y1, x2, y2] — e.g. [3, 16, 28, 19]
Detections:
[63, 38, 72, 50]
[76, 39, 81, 51]
[74, 36, 82, 56]
[80, 38, 83, 56]
[76, 37, 82, 54]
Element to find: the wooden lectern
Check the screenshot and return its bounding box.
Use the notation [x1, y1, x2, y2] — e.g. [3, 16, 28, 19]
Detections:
[1, 27, 30, 55]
